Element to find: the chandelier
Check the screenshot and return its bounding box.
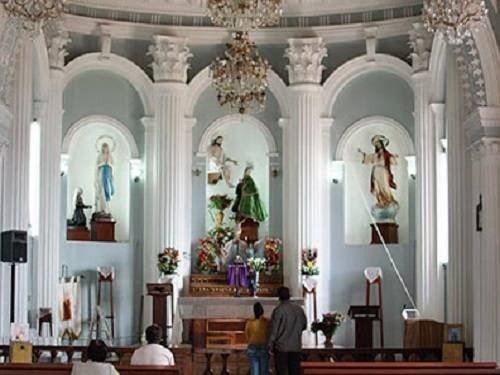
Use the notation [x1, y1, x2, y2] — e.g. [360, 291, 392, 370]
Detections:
[423, 0, 488, 44]
[207, 0, 282, 30]
[210, 31, 271, 114]
[1, 0, 65, 29]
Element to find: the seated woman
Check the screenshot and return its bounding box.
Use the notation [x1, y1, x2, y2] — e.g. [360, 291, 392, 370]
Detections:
[71, 340, 119, 375]
[245, 302, 270, 375]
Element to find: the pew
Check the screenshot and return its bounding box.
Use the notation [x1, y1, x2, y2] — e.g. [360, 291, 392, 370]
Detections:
[0, 364, 179, 375]
[301, 362, 500, 375]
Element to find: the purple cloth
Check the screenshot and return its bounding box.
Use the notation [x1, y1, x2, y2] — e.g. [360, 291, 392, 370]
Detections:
[227, 264, 248, 287]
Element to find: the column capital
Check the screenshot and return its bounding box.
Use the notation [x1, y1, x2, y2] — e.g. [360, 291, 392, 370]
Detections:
[148, 35, 193, 83]
[141, 116, 155, 129]
[471, 138, 500, 158]
[285, 37, 327, 85]
[45, 22, 71, 70]
[430, 102, 446, 116]
[409, 22, 432, 73]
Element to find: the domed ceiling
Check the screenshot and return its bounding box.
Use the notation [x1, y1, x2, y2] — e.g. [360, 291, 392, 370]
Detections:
[67, 0, 423, 18]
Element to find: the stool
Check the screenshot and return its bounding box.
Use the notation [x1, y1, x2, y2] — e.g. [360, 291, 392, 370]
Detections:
[364, 267, 384, 347]
[96, 267, 115, 340]
[38, 308, 53, 337]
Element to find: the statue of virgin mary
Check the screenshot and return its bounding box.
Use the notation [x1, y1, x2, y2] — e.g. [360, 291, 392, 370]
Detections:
[95, 139, 115, 216]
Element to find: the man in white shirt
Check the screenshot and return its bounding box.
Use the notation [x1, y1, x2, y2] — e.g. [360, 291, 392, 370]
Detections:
[131, 325, 175, 366]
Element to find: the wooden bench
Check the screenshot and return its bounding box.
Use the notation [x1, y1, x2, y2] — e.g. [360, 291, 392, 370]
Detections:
[301, 362, 500, 375]
[0, 364, 179, 375]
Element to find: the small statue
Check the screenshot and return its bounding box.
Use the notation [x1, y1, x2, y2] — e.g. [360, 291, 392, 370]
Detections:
[231, 164, 267, 223]
[68, 188, 92, 228]
[95, 141, 115, 217]
[208, 136, 238, 188]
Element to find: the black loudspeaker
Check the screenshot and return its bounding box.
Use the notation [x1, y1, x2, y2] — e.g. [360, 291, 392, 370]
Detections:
[1, 230, 27, 263]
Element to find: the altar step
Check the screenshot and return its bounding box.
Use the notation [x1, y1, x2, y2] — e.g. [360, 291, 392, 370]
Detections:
[190, 273, 283, 297]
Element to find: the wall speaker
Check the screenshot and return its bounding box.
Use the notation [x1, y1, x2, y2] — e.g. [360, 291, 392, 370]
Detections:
[1, 231, 27, 263]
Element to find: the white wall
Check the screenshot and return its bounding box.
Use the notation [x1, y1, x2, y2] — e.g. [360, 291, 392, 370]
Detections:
[66, 122, 131, 241]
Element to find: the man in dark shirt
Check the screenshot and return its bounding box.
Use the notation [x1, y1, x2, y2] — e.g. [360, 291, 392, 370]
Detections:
[269, 287, 307, 375]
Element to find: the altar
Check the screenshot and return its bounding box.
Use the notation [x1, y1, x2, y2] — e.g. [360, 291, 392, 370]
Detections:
[179, 296, 303, 348]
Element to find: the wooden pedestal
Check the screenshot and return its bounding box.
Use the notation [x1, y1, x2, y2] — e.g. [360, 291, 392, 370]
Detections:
[371, 222, 399, 244]
[348, 305, 382, 348]
[147, 283, 174, 345]
[240, 219, 259, 243]
[67, 227, 91, 241]
[91, 218, 116, 242]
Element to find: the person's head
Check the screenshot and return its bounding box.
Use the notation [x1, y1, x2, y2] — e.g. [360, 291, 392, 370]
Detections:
[87, 339, 108, 362]
[254, 302, 264, 319]
[278, 287, 290, 302]
[145, 324, 162, 344]
[101, 142, 110, 155]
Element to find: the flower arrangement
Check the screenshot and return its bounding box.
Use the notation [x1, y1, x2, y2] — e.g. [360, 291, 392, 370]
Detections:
[311, 311, 345, 347]
[302, 248, 319, 276]
[264, 238, 282, 274]
[208, 225, 235, 249]
[196, 238, 219, 274]
[157, 247, 181, 275]
[247, 257, 267, 273]
[208, 194, 233, 211]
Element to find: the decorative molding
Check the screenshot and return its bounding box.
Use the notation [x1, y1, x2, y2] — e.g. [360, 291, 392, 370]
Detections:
[322, 53, 413, 116]
[335, 115, 415, 160]
[62, 13, 422, 45]
[408, 22, 433, 73]
[148, 35, 192, 83]
[364, 27, 378, 61]
[63, 53, 154, 116]
[285, 37, 327, 85]
[62, 115, 140, 158]
[99, 24, 113, 58]
[44, 22, 72, 70]
[32, 33, 50, 104]
[185, 65, 289, 118]
[428, 35, 447, 103]
[197, 114, 278, 158]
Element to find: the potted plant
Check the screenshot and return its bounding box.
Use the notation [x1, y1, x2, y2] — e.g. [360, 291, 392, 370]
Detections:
[247, 257, 266, 297]
[311, 311, 345, 347]
[208, 194, 233, 228]
[301, 248, 319, 292]
[157, 247, 181, 283]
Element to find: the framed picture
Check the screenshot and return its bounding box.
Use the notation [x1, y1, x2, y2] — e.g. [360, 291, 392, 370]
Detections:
[442, 342, 464, 362]
[444, 324, 464, 343]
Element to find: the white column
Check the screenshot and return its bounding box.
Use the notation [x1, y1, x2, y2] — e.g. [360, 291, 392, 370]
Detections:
[413, 71, 440, 320]
[1, 38, 33, 326]
[36, 26, 70, 336]
[284, 38, 328, 299]
[148, 36, 192, 344]
[0, 132, 11, 338]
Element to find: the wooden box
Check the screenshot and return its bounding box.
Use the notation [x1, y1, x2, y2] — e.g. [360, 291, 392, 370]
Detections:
[371, 222, 399, 244]
[67, 227, 91, 241]
[9, 342, 32, 363]
[91, 218, 116, 242]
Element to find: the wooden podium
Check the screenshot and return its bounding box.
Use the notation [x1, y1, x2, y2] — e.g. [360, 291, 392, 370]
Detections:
[348, 305, 382, 348]
[146, 283, 174, 344]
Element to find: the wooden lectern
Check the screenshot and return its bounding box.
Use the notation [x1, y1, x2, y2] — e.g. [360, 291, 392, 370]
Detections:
[348, 305, 382, 348]
[146, 283, 174, 345]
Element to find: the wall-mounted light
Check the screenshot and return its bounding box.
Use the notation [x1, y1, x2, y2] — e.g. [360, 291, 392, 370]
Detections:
[440, 138, 448, 153]
[60, 153, 69, 176]
[192, 168, 202, 177]
[330, 160, 344, 184]
[271, 167, 281, 178]
[405, 155, 416, 180]
[130, 159, 143, 183]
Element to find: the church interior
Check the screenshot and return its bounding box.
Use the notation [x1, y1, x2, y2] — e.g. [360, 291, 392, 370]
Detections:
[0, 0, 500, 374]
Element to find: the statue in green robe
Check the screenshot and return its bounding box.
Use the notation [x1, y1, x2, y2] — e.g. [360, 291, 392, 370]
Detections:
[232, 165, 268, 223]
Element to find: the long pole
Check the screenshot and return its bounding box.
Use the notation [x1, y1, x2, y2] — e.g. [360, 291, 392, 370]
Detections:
[10, 263, 15, 323]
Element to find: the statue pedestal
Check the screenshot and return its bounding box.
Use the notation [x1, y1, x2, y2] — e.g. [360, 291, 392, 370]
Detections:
[67, 227, 91, 241]
[91, 217, 116, 242]
[240, 219, 259, 243]
[370, 223, 398, 244]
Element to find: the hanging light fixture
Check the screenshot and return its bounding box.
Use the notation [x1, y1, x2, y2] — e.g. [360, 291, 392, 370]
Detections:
[210, 31, 271, 114]
[207, 0, 282, 31]
[423, 0, 488, 45]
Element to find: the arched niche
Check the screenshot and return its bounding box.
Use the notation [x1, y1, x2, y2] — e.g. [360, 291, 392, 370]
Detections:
[337, 116, 414, 245]
[199, 114, 278, 236]
[63, 115, 140, 241]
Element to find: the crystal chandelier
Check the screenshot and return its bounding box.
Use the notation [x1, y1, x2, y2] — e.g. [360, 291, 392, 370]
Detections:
[210, 31, 271, 114]
[423, 0, 488, 45]
[207, 0, 282, 30]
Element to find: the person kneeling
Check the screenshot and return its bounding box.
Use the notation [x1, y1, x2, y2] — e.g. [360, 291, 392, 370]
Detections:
[71, 340, 119, 375]
[131, 325, 175, 366]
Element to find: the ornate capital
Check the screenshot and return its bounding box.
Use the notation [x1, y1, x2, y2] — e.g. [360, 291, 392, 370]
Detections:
[148, 36, 192, 83]
[45, 22, 71, 69]
[285, 37, 327, 85]
[408, 22, 432, 73]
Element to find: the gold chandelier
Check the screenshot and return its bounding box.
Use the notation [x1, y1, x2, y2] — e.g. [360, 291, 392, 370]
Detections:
[210, 31, 271, 114]
[423, 0, 488, 44]
[1, 0, 65, 29]
[207, 0, 282, 31]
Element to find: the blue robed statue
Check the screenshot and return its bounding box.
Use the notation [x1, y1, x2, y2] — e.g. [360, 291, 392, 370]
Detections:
[95, 141, 115, 215]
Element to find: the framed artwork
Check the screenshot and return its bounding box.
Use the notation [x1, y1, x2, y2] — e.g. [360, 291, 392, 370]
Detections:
[444, 324, 464, 343]
[442, 342, 464, 362]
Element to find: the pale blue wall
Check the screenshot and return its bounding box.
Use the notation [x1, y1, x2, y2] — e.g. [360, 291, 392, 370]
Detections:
[60, 71, 145, 344]
[328, 71, 416, 347]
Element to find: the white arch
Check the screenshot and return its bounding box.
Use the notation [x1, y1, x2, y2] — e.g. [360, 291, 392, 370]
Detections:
[63, 53, 155, 117]
[322, 54, 414, 117]
[186, 66, 289, 118]
[335, 115, 414, 160]
[197, 114, 278, 157]
[428, 36, 448, 103]
[62, 115, 140, 158]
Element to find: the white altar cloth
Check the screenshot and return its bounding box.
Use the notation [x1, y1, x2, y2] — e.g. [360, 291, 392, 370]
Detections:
[178, 297, 304, 320]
